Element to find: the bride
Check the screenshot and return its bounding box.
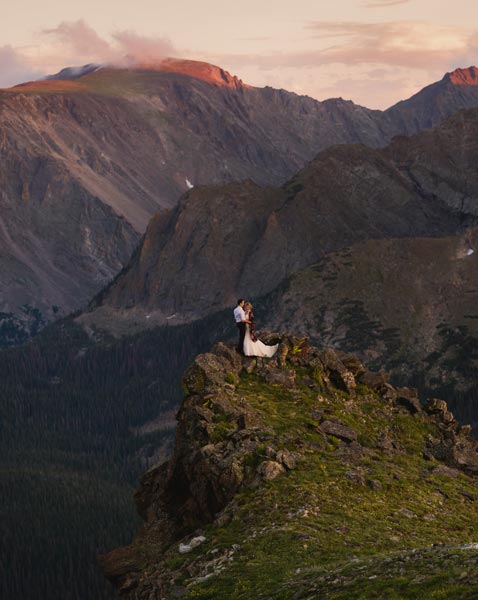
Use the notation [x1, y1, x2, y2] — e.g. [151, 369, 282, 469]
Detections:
[243, 302, 278, 358]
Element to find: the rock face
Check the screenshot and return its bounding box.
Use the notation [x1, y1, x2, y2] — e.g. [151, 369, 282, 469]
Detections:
[87, 108, 478, 330]
[4, 62, 478, 342]
[100, 335, 478, 599]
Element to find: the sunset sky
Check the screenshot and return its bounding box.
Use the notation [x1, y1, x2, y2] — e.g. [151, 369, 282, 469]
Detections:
[1, 0, 478, 108]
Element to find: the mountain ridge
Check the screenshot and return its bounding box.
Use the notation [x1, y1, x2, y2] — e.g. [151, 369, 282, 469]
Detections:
[84, 107, 478, 332]
[4, 61, 478, 344]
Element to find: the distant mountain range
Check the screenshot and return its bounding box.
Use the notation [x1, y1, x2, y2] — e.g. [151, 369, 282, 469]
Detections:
[3, 60, 478, 343]
[85, 107, 478, 324]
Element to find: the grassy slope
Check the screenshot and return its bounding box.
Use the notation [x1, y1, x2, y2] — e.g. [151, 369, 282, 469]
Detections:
[137, 361, 478, 599]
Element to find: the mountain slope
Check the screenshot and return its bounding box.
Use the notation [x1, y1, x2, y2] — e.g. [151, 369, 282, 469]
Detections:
[0, 60, 390, 341]
[4, 62, 478, 342]
[84, 108, 478, 332]
[387, 66, 478, 135]
[101, 336, 478, 599]
[260, 231, 478, 417]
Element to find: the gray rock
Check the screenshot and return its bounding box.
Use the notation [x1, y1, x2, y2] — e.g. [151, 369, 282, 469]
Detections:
[345, 469, 366, 486]
[179, 535, 206, 554]
[358, 371, 389, 391]
[276, 449, 299, 470]
[258, 460, 286, 481]
[396, 387, 422, 414]
[320, 420, 358, 443]
[432, 465, 461, 478]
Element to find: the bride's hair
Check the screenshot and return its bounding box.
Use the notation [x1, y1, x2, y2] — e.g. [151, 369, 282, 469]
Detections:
[245, 302, 252, 310]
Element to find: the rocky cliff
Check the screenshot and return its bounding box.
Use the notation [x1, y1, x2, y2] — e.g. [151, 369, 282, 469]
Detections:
[101, 336, 478, 599]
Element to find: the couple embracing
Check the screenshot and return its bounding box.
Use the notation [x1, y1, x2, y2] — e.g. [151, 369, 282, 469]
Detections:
[233, 299, 278, 358]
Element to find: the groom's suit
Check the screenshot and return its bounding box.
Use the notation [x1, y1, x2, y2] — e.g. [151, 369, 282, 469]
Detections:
[234, 304, 247, 355]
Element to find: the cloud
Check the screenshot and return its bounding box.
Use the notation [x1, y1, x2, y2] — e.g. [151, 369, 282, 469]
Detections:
[0, 46, 45, 88]
[44, 21, 116, 62]
[0, 21, 178, 87]
[363, 0, 411, 7]
[306, 21, 477, 69]
[211, 19, 478, 109]
[217, 21, 478, 72]
[43, 20, 176, 67]
[112, 30, 176, 64]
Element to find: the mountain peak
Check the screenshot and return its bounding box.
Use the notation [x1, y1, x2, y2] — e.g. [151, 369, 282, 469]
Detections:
[11, 58, 247, 92]
[154, 58, 247, 89]
[446, 66, 478, 86]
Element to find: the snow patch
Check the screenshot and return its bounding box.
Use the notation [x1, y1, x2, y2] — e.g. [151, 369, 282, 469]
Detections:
[185, 178, 194, 189]
[179, 536, 206, 554]
[45, 64, 102, 81]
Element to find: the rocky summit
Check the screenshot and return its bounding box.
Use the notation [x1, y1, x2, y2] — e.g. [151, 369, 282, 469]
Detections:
[101, 335, 478, 599]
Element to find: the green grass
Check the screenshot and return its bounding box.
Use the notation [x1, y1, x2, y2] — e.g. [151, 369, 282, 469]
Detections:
[139, 360, 478, 599]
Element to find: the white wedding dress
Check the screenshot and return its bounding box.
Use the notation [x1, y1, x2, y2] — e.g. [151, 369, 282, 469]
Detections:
[243, 323, 278, 358]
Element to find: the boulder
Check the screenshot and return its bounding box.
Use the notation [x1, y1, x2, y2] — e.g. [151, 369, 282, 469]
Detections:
[345, 469, 366, 486]
[358, 370, 389, 391]
[318, 349, 356, 395]
[179, 535, 206, 554]
[183, 353, 234, 395]
[432, 465, 461, 478]
[395, 388, 422, 414]
[425, 398, 456, 427]
[320, 420, 358, 443]
[258, 460, 286, 481]
[276, 449, 299, 470]
[338, 353, 367, 378]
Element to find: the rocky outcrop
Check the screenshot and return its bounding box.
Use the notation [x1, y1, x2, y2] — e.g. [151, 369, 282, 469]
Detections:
[101, 335, 478, 598]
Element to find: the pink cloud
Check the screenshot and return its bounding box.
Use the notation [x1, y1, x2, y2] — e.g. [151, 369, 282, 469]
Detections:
[307, 21, 477, 69]
[112, 30, 176, 64]
[217, 21, 478, 71]
[0, 46, 44, 87]
[43, 20, 177, 67]
[44, 21, 116, 61]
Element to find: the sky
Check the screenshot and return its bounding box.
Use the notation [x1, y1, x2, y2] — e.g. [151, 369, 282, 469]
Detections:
[1, 0, 478, 109]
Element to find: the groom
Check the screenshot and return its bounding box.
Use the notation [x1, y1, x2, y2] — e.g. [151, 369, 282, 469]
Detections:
[233, 298, 247, 355]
